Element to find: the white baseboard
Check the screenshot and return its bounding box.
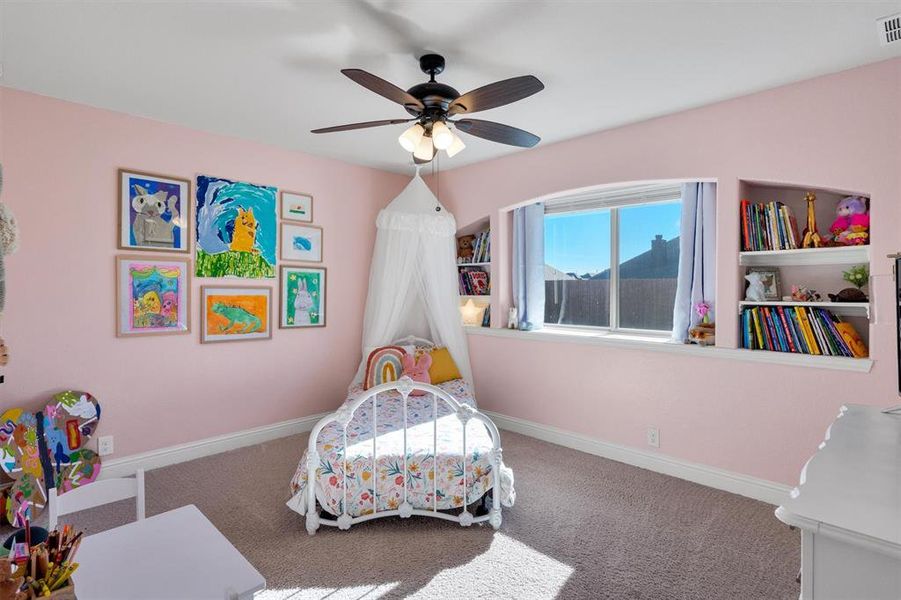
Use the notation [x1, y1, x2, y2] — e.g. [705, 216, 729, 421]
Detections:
[100, 412, 329, 479]
[483, 410, 791, 506]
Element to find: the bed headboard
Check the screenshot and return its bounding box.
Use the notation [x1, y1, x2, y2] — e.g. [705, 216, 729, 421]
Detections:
[392, 335, 435, 349]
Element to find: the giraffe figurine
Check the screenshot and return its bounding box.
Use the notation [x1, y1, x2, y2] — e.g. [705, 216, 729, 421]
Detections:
[801, 191, 823, 248]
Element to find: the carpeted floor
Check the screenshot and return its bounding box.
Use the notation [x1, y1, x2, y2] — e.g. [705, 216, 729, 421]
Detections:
[3, 431, 800, 599]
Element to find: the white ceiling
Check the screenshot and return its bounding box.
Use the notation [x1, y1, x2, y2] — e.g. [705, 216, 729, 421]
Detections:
[2, 1, 900, 173]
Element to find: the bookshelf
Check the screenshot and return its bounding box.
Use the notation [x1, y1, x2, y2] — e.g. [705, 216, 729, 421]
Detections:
[457, 217, 491, 327]
[737, 180, 871, 361]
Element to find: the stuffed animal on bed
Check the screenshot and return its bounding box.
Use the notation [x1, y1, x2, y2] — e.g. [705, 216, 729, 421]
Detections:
[401, 352, 432, 396]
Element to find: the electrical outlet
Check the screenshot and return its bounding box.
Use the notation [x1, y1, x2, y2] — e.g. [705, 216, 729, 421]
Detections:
[646, 427, 660, 448]
[98, 435, 114, 456]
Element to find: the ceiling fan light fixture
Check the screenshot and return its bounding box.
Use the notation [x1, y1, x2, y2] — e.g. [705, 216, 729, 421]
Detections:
[431, 121, 454, 150]
[413, 134, 434, 161]
[398, 123, 425, 152]
[445, 132, 466, 158]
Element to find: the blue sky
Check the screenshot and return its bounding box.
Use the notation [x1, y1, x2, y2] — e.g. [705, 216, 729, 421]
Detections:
[545, 201, 681, 275]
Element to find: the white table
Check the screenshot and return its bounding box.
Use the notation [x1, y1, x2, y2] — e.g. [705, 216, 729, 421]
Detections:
[775, 404, 901, 599]
[72, 504, 265, 599]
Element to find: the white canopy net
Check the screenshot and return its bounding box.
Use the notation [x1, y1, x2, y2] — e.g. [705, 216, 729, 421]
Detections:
[353, 173, 473, 384]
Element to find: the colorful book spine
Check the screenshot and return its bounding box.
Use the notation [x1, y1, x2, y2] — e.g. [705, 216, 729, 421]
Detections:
[740, 306, 863, 358]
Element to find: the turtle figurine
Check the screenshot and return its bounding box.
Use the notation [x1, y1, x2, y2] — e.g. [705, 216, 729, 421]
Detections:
[828, 288, 868, 303]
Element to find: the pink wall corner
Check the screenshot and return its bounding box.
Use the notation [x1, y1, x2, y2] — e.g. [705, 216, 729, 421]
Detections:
[0, 88, 408, 458]
[438, 58, 901, 486]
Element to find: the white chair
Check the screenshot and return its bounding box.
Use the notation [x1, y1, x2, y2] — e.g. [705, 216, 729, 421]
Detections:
[48, 469, 145, 530]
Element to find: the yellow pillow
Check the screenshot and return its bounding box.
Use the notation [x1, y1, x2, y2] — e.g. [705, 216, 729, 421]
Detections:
[428, 347, 461, 384]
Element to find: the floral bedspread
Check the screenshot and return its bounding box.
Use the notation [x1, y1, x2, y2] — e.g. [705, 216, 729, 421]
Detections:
[288, 379, 514, 518]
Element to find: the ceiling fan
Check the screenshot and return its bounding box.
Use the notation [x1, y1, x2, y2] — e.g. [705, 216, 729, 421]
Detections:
[311, 54, 545, 163]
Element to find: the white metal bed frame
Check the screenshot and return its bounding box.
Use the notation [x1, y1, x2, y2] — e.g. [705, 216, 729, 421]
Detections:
[304, 337, 504, 535]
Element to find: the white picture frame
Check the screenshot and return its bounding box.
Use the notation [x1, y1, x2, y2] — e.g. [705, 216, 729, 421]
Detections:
[280, 191, 313, 223]
[280, 223, 323, 263]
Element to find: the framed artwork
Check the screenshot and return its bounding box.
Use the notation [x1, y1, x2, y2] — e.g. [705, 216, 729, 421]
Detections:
[280, 224, 323, 263]
[195, 175, 277, 279]
[746, 267, 782, 300]
[118, 169, 190, 253]
[200, 286, 272, 343]
[280, 266, 326, 328]
[280, 191, 313, 223]
[116, 255, 191, 337]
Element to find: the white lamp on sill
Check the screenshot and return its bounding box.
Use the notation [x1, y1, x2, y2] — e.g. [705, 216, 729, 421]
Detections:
[398, 123, 425, 152]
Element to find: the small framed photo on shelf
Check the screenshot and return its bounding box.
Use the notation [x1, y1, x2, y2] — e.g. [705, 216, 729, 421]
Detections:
[280, 223, 323, 262]
[200, 286, 272, 343]
[280, 191, 314, 223]
[746, 267, 781, 300]
[280, 266, 326, 328]
[116, 255, 191, 337]
[118, 169, 191, 253]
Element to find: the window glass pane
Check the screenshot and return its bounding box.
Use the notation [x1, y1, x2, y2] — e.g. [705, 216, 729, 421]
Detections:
[544, 209, 611, 327]
[617, 201, 681, 331]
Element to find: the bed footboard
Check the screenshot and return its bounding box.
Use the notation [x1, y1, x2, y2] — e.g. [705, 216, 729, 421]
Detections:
[305, 376, 504, 535]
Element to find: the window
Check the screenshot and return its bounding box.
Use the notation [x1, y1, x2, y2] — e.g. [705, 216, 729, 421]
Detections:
[544, 184, 682, 333]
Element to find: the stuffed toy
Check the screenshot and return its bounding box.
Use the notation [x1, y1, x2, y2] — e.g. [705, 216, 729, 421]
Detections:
[744, 272, 767, 302]
[456, 235, 475, 262]
[0, 164, 20, 315]
[829, 196, 869, 246]
[401, 352, 432, 396]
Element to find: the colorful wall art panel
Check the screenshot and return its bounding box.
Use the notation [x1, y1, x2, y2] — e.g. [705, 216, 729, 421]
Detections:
[195, 175, 277, 278]
[280, 191, 313, 223]
[280, 223, 323, 262]
[116, 255, 190, 337]
[201, 286, 272, 343]
[119, 169, 191, 253]
[280, 266, 326, 328]
[0, 391, 102, 526]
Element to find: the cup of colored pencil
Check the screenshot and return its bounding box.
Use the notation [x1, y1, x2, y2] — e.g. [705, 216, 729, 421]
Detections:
[4, 521, 82, 599]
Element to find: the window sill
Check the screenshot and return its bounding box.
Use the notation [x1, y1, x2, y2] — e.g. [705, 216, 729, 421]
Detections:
[463, 326, 873, 373]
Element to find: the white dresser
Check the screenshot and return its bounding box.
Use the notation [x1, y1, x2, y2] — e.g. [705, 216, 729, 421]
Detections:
[776, 404, 901, 600]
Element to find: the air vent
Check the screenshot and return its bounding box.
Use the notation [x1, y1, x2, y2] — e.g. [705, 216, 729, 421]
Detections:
[877, 13, 901, 46]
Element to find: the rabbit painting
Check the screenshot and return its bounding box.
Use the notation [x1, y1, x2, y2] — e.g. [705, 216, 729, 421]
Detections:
[293, 278, 314, 326]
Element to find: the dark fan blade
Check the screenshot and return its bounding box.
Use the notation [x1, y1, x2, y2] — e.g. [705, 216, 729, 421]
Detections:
[341, 69, 424, 111]
[448, 75, 544, 116]
[311, 118, 414, 134]
[454, 119, 540, 148]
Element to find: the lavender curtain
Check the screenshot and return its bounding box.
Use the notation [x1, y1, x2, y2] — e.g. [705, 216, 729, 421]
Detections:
[513, 203, 545, 330]
[671, 182, 716, 342]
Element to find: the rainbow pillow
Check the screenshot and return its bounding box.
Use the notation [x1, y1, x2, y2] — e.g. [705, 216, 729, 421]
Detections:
[364, 345, 407, 390]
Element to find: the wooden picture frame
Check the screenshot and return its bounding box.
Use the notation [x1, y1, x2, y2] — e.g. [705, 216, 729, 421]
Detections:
[116, 255, 191, 337]
[747, 267, 782, 300]
[279, 266, 327, 328]
[200, 285, 273, 343]
[118, 169, 191, 253]
[280, 191, 314, 223]
[279, 223, 323, 263]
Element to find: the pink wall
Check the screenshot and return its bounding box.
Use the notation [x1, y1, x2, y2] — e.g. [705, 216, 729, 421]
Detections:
[0, 88, 408, 458]
[438, 58, 901, 485]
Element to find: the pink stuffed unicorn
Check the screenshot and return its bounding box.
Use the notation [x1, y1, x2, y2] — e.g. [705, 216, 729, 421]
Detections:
[401, 352, 432, 396]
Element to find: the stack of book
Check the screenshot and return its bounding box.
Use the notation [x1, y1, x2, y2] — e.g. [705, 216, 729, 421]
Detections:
[740, 305, 867, 357]
[740, 200, 800, 251]
[462, 230, 490, 264]
[459, 267, 489, 296]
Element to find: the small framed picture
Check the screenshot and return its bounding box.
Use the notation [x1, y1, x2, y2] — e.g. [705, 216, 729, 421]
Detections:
[116, 255, 191, 337]
[280, 223, 323, 263]
[280, 266, 326, 328]
[200, 286, 272, 343]
[119, 169, 191, 253]
[746, 267, 782, 300]
[280, 191, 313, 223]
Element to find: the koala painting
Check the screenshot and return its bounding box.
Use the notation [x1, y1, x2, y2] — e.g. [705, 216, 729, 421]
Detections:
[131, 183, 181, 248]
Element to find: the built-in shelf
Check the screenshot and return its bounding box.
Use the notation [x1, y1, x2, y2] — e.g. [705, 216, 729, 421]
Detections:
[457, 262, 491, 268]
[460, 295, 490, 300]
[739, 245, 869, 267]
[738, 300, 869, 319]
